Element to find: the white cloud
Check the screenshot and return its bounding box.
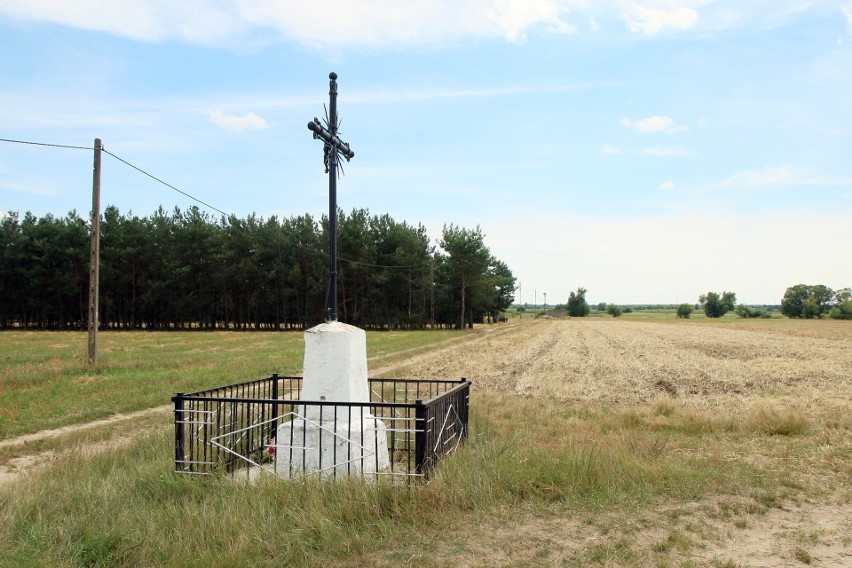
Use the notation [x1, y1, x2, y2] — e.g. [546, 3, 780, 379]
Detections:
[0, 1, 580, 47]
[209, 110, 268, 132]
[658, 180, 675, 190]
[698, 118, 708, 127]
[623, 2, 699, 35]
[716, 165, 797, 190]
[0, 0, 237, 43]
[644, 145, 693, 157]
[602, 143, 623, 155]
[622, 115, 684, 134]
[246, 0, 580, 46]
[1, 1, 840, 49]
[0, 1, 843, 49]
[486, 0, 577, 41]
[708, 165, 852, 192]
[844, 1, 852, 38]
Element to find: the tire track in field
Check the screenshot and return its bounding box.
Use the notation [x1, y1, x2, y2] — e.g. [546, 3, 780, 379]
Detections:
[386, 318, 565, 392]
[369, 319, 533, 377]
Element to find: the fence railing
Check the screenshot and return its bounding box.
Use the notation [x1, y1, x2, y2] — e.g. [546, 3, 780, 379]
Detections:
[173, 375, 470, 485]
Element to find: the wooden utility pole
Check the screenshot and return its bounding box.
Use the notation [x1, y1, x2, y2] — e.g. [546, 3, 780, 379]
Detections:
[87, 138, 102, 367]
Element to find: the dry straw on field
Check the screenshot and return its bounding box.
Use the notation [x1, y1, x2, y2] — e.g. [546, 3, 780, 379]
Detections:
[389, 318, 851, 417]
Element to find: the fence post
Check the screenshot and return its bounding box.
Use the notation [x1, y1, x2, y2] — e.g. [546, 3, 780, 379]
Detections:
[414, 398, 427, 476]
[461, 379, 470, 442]
[173, 392, 185, 472]
[270, 374, 280, 442]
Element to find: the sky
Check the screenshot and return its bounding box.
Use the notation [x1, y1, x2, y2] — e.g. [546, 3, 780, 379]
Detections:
[1, 1, 851, 306]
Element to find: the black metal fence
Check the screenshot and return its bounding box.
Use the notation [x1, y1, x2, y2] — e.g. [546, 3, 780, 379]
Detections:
[172, 375, 470, 485]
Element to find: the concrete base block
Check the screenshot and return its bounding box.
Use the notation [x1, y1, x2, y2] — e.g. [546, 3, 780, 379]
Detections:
[275, 415, 390, 479]
[275, 320, 390, 479]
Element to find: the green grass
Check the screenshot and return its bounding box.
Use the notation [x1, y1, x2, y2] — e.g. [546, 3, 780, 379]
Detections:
[0, 404, 761, 567]
[0, 329, 464, 439]
[618, 310, 785, 321]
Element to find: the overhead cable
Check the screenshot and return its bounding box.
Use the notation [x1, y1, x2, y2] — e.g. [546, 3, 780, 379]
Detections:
[1, 136, 429, 270]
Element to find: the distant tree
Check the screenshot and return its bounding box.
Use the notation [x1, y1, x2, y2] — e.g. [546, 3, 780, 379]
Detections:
[676, 303, 693, 319]
[440, 224, 492, 329]
[828, 303, 852, 320]
[605, 304, 623, 317]
[0, 212, 25, 327]
[735, 304, 769, 318]
[566, 287, 590, 317]
[470, 258, 516, 323]
[699, 291, 736, 318]
[829, 287, 852, 320]
[781, 284, 835, 319]
[596, 302, 607, 311]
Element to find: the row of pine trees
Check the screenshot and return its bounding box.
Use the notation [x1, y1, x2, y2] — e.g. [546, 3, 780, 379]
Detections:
[0, 206, 515, 331]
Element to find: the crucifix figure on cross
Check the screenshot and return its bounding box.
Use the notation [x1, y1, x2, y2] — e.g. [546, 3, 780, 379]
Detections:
[308, 72, 355, 322]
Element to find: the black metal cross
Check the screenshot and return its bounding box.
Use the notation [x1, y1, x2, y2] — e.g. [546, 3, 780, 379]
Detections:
[308, 72, 354, 322]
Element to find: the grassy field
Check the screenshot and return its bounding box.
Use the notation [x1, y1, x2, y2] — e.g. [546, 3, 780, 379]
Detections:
[0, 318, 849, 567]
[0, 328, 464, 439]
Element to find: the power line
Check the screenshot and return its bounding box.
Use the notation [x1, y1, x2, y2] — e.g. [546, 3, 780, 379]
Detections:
[1, 136, 232, 217]
[0, 137, 94, 151]
[1, 136, 430, 270]
[102, 149, 232, 219]
[342, 258, 423, 269]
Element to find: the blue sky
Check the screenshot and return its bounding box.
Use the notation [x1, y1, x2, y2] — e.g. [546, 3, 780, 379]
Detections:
[1, 1, 850, 305]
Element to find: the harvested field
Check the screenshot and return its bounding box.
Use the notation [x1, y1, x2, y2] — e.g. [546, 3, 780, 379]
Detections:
[388, 318, 851, 413]
[382, 317, 852, 567]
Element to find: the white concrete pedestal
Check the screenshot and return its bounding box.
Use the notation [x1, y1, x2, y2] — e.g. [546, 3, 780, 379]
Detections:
[276, 321, 390, 479]
[275, 415, 388, 479]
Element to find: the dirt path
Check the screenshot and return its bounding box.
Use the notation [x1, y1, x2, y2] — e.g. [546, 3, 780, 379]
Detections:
[0, 406, 174, 451]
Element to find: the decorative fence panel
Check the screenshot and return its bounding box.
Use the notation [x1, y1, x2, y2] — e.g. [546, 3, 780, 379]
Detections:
[173, 375, 470, 485]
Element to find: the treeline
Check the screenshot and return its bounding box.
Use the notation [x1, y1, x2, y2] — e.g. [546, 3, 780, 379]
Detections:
[0, 207, 515, 331]
[781, 284, 851, 320]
